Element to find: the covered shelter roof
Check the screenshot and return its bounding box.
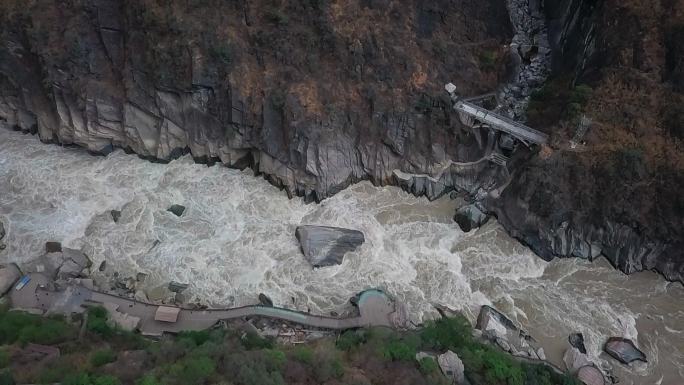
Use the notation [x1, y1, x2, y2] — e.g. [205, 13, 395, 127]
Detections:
[155, 305, 180, 323]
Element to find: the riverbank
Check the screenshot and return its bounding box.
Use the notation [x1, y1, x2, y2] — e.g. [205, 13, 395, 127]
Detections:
[0, 291, 579, 385]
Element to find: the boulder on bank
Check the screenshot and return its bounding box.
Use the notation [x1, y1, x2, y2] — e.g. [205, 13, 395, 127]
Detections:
[24, 248, 91, 280]
[111, 210, 122, 223]
[0, 263, 21, 295]
[454, 204, 489, 232]
[563, 347, 592, 373]
[476, 305, 520, 337]
[295, 225, 365, 267]
[259, 293, 274, 307]
[167, 204, 186, 217]
[604, 337, 646, 364]
[437, 350, 465, 384]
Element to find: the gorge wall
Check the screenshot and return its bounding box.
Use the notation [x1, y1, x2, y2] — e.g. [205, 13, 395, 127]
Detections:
[0, 0, 682, 282]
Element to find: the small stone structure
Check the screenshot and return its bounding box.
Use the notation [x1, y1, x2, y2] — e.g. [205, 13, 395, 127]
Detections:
[155, 306, 180, 323]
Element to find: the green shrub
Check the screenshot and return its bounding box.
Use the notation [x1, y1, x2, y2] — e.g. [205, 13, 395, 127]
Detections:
[62, 372, 92, 385]
[263, 349, 286, 372]
[177, 330, 212, 346]
[380, 339, 416, 361]
[0, 309, 74, 345]
[92, 375, 121, 385]
[136, 375, 162, 385]
[293, 346, 314, 365]
[336, 330, 367, 350]
[418, 357, 439, 374]
[90, 349, 117, 367]
[420, 315, 475, 351]
[0, 369, 14, 385]
[225, 352, 285, 385]
[87, 307, 114, 337]
[169, 355, 215, 384]
[241, 332, 274, 350]
[0, 349, 9, 369]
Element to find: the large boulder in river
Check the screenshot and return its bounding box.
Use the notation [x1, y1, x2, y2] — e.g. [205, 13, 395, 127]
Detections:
[454, 204, 489, 232]
[295, 225, 365, 267]
[0, 263, 21, 295]
[167, 205, 186, 217]
[604, 337, 646, 364]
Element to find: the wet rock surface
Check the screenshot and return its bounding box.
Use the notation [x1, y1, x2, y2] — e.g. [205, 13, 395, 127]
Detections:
[454, 204, 490, 232]
[295, 225, 365, 267]
[569, 332, 587, 354]
[167, 205, 186, 217]
[604, 337, 647, 364]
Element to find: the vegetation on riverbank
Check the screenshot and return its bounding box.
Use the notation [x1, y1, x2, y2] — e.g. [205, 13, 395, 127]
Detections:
[0, 304, 578, 385]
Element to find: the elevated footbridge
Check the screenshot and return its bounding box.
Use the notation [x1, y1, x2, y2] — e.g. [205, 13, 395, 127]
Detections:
[445, 83, 549, 146]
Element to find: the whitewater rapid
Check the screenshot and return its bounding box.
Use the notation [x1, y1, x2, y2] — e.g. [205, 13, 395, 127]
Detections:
[1, 129, 682, 384]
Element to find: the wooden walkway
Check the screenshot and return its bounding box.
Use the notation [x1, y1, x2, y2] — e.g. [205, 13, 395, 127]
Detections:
[10, 274, 405, 336]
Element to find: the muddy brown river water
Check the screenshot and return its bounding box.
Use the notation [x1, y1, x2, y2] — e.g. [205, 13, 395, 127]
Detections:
[1, 128, 682, 384]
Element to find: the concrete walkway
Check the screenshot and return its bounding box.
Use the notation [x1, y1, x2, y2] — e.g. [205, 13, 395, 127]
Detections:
[9, 274, 406, 336]
[450, 94, 549, 145]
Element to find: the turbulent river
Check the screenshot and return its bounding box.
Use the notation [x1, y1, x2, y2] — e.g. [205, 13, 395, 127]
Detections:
[1, 128, 682, 384]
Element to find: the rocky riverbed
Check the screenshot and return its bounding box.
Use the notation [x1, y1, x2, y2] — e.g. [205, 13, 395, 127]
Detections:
[1, 129, 683, 384]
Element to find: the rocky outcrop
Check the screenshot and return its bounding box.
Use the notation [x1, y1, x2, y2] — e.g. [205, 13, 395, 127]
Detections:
[23, 248, 91, 281]
[0, 263, 21, 295]
[295, 226, 365, 267]
[454, 203, 490, 232]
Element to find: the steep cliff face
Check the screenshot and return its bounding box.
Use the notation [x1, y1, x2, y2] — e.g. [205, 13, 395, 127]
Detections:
[491, 0, 684, 282]
[0, 0, 512, 202]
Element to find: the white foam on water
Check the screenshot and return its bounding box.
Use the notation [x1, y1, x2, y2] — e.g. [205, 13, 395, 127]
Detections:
[1, 129, 683, 384]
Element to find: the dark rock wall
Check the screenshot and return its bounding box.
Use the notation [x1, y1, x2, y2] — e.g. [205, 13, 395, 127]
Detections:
[0, 0, 512, 202]
[490, 0, 684, 282]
